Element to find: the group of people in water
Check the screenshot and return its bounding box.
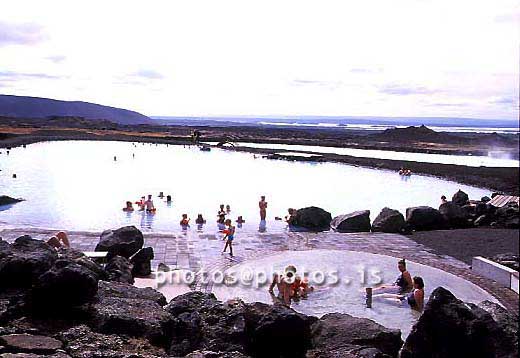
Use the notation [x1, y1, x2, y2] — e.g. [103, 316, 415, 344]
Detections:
[267, 259, 424, 311]
[398, 167, 413, 176]
[371, 258, 425, 311]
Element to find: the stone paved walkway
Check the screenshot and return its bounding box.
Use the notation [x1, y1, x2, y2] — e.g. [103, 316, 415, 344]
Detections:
[1, 226, 518, 313]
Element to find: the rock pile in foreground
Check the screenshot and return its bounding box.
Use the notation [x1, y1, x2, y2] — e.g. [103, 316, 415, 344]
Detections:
[0, 229, 518, 357]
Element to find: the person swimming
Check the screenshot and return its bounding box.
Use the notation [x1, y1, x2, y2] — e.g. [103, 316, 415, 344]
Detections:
[236, 216, 245, 224]
[123, 201, 134, 212]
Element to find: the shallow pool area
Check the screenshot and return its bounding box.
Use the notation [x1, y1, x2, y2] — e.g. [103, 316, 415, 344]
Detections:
[211, 250, 499, 337]
[0, 140, 491, 233]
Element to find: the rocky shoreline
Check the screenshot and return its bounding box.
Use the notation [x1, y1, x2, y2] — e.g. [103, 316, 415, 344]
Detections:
[1, 227, 518, 358]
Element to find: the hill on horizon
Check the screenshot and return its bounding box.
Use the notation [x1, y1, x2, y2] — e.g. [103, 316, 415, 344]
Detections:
[0, 94, 150, 125]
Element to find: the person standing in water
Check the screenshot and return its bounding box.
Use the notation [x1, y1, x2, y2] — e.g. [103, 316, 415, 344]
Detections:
[259, 196, 267, 220]
[221, 219, 235, 257]
[144, 195, 155, 212]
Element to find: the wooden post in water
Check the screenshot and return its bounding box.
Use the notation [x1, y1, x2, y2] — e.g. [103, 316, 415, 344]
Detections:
[365, 287, 373, 308]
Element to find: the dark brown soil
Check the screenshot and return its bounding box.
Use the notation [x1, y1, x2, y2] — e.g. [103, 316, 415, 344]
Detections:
[407, 228, 520, 265]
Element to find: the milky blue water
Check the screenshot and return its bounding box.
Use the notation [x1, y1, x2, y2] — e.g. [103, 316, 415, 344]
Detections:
[0, 141, 490, 233]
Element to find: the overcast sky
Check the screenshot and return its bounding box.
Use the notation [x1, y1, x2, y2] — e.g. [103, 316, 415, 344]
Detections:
[0, 0, 518, 119]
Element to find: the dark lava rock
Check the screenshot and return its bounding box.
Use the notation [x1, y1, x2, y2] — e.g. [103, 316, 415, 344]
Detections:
[130, 247, 154, 277]
[31, 259, 99, 315]
[291, 206, 332, 231]
[452, 189, 469, 206]
[0, 236, 58, 288]
[91, 295, 173, 346]
[405, 206, 448, 231]
[243, 302, 316, 358]
[310, 313, 402, 358]
[95, 226, 144, 259]
[59, 324, 168, 358]
[306, 345, 391, 358]
[165, 293, 247, 356]
[478, 301, 518, 357]
[401, 287, 518, 358]
[372, 208, 405, 233]
[495, 204, 519, 229]
[474, 213, 495, 227]
[0, 334, 61, 354]
[98, 280, 167, 306]
[57, 248, 107, 281]
[481, 196, 491, 203]
[165, 292, 316, 357]
[489, 253, 519, 271]
[0, 196, 23, 207]
[185, 351, 251, 358]
[331, 210, 371, 233]
[104, 255, 134, 284]
[438, 201, 469, 228]
[0, 354, 71, 358]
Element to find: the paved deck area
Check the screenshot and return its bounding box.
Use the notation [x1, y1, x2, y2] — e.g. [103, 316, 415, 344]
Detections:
[1, 226, 518, 313]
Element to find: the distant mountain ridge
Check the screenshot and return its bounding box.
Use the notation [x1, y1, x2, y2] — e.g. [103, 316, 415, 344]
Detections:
[0, 95, 150, 124]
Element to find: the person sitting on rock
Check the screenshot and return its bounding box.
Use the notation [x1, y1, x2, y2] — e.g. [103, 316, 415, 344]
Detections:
[441, 195, 448, 204]
[372, 259, 413, 294]
[123, 201, 134, 212]
[47, 231, 70, 249]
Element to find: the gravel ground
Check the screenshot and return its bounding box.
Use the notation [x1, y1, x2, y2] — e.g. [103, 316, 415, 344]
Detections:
[407, 228, 519, 265]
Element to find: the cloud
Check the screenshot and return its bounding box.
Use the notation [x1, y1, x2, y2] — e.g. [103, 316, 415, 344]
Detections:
[379, 83, 438, 96]
[46, 55, 66, 63]
[491, 95, 519, 106]
[290, 79, 342, 90]
[0, 21, 47, 46]
[0, 71, 62, 81]
[133, 69, 164, 79]
[349, 68, 382, 74]
[428, 102, 469, 107]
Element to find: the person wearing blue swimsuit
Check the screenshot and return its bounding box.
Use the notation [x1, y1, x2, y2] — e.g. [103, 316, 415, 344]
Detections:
[221, 219, 235, 257]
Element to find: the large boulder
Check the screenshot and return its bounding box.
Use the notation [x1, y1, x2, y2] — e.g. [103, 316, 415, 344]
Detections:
[478, 301, 518, 357]
[438, 201, 469, 228]
[59, 324, 168, 358]
[104, 255, 134, 284]
[0, 334, 62, 355]
[31, 259, 99, 316]
[243, 302, 316, 358]
[451, 189, 469, 206]
[331, 211, 371, 233]
[57, 248, 107, 281]
[0, 236, 58, 288]
[95, 226, 144, 259]
[165, 292, 316, 357]
[405, 206, 448, 231]
[372, 208, 405, 233]
[91, 295, 173, 347]
[98, 280, 167, 306]
[495, 205, 519, 229]
[291, 207, 332, 231]
[306, 345, 391, 357]
[310, 313, 402, 358]
[0, 196, 23, 207]
[165, 292, 248, 356]
[489, 253, 519, 271]
[401, 287, 518, 358]
[130, 247, 154, 277]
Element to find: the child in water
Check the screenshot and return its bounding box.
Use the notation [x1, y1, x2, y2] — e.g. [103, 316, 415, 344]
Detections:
[221, 219, 235, 257]
[123, 201, 134, 212]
